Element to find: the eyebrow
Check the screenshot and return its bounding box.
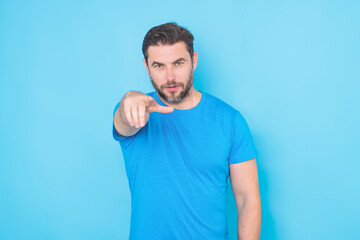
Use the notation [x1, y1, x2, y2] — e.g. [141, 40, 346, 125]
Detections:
[151, 57, 187, 67]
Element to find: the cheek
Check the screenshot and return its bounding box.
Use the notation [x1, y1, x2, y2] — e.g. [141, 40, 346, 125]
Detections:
[150, 72, 166, 84]
[149, 70, 160, 79]
[175, 67, 190, 77]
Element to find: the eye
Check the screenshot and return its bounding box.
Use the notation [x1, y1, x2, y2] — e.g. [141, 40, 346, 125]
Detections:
[176, 62, 183, 66]
[154, 64, 162, 69]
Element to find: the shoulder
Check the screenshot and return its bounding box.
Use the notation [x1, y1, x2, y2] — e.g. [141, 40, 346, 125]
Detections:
[203, 91, 239, 116]
[146, 91, 156, 97]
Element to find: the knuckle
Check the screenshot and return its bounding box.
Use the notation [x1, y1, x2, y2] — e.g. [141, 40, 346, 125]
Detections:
[130, 103, 137, 110]
[139, 101, 145, 108]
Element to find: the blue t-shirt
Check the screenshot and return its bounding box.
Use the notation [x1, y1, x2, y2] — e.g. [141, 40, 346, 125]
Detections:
[112, 91, 257, 240]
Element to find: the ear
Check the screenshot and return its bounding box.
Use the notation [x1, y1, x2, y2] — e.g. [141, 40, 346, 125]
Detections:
[192, 51, 198, 70]
[143, 58, 150, 75]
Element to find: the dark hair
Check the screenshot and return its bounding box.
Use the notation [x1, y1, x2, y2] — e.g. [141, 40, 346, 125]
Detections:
[142, 22, 194, 64]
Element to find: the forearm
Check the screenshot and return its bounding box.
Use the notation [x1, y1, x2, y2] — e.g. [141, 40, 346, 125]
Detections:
[237, 198, 261, 240]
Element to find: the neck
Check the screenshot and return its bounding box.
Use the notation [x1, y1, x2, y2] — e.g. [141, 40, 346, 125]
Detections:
[158, 87, 202, 110]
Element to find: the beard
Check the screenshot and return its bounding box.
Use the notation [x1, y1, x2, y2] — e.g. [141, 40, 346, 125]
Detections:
[150, 69, 194, 104]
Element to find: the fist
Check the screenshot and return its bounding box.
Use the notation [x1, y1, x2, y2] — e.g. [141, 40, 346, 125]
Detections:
[123, 91, 174, 128]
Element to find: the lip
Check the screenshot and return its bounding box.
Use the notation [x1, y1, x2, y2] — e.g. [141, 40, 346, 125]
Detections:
[165, 86, 178, 92]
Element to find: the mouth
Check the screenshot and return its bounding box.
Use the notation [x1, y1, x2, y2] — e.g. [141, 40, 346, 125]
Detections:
[165, 85, 179, 92]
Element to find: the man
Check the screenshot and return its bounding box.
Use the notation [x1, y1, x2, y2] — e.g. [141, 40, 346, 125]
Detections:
[113, 22, 261, 240]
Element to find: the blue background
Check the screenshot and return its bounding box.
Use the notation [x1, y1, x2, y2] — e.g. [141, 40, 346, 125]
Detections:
[1, 0, 359, 239]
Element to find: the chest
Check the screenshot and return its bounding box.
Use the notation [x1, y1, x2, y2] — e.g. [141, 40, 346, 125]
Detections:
[147, 112, 232, 176]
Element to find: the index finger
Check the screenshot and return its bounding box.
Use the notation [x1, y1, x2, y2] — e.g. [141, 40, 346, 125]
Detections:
[146, 97, 174, 113]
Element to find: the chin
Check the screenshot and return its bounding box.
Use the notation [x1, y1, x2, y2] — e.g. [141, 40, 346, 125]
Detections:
[163, 95, 182, 104]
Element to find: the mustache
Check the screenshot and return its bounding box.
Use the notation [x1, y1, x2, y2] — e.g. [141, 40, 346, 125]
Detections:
[162, 82, 184, 88]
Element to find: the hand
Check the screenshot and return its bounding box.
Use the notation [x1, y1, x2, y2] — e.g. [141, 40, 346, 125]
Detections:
[123, 91, 174, 128]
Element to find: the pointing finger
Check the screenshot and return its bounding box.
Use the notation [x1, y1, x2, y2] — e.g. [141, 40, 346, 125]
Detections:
[145, 96, 174, 113]
[147, 102, 174, 113]
[146, 97, 156, 107]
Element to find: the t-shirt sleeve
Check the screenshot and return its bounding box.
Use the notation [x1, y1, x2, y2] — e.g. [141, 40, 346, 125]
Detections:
[228, 111, 258, 164]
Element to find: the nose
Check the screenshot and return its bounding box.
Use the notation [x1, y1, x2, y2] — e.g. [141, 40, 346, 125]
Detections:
[165, 67, 175, 81]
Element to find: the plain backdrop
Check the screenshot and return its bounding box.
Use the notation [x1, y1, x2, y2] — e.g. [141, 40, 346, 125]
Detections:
[1, 0, 359, 239]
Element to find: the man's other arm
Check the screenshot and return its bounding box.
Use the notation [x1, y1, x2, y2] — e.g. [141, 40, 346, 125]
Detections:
[229, 158, 261, 240]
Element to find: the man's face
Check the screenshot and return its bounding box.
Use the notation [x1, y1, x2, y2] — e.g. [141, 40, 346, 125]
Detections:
[143, 41, 198, 104]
